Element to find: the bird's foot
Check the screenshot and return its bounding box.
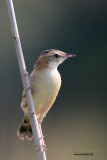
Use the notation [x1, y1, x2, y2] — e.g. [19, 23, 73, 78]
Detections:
[40, 136, 47, 151]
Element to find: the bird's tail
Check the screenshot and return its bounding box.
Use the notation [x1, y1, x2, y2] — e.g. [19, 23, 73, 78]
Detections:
[17, 115, 33, 140]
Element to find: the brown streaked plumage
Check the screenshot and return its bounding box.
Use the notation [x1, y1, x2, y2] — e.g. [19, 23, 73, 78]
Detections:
[17, 49, 76, 140]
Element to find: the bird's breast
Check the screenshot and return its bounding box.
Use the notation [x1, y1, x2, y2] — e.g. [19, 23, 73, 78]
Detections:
[30, 68, 61, 115]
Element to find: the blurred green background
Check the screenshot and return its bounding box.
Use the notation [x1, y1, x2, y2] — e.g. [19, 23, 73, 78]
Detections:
[0, 0, 107, 160]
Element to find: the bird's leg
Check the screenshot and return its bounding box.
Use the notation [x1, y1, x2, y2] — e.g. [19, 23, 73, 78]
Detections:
[38, 122, 46, 150]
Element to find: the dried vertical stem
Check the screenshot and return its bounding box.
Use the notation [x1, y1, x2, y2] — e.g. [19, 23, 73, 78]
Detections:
[6, 0, 47, 159]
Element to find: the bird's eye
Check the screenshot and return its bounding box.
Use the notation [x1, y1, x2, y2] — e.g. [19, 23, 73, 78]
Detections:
[54, 54, 59, 58]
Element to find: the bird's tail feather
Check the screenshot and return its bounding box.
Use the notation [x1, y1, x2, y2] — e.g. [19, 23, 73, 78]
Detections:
[17, 115, 33, 140]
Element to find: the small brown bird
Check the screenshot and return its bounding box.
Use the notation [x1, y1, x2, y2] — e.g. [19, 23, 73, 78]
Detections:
[17, 49, 76, 140]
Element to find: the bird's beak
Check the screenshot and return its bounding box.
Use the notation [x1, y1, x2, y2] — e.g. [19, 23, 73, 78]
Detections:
[67, 54, 76, 58]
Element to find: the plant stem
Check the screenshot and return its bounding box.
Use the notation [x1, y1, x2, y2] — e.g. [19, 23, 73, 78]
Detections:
[6, 0, 47, 159]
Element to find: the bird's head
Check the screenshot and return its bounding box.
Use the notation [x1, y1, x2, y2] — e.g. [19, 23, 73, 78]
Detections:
[35, 49, 76, 70]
